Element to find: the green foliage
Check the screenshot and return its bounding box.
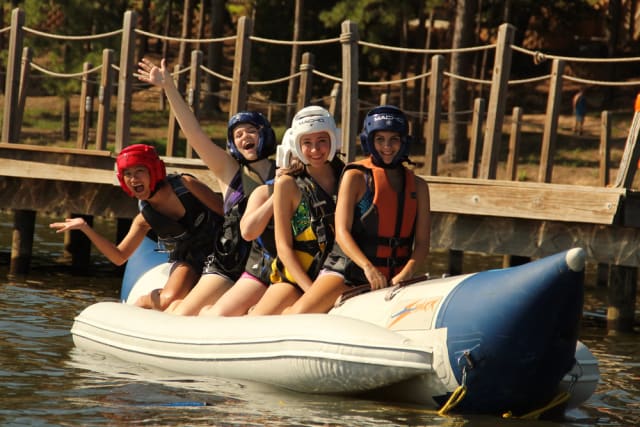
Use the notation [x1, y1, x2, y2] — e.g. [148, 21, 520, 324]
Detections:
[318, 0, 445, 89]
[13, 1, 128, 97]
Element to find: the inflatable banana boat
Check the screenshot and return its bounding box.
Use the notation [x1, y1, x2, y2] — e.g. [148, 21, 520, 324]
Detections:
[71, 240, 599, 417]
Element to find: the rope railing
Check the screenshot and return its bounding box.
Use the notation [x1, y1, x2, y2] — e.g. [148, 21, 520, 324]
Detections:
[563, 74, 640, 87]
[22, 26, 122, 41]
[444, 71, 490, 85]
[29, 61, 103, 78]
[134, 29, 236, 44]
[311, 69, 342, 83]
[358, 70, 432, 86]
[248, 71, 301, 86]
[508, 75, 551, 85]
[359, 40, 495, 55]
[511, 45, 640, 64]
[200, 64, 234, 83]
[5, 11, 640, 172]
[250, 35, 340, 46]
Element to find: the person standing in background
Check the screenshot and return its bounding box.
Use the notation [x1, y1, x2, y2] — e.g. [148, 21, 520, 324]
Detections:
[572, 89, 587, 135]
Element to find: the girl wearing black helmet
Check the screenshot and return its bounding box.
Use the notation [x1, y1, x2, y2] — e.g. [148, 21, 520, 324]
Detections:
[137, 58, 276, 316]
[283, 105, 431, 314]
[49, 144, 225, 311]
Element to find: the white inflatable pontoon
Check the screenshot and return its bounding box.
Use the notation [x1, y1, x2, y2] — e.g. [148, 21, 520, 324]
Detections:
[71, 241, 599, 417]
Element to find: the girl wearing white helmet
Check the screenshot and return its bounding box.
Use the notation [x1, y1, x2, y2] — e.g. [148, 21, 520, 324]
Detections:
[137, 58, 277, 315]
[248, 106, 344, 315]
[283, 105, 431, 314]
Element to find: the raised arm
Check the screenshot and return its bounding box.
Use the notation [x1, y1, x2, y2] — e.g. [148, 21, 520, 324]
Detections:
[137, 58, 238, 189]
[49, 214, 149, 266]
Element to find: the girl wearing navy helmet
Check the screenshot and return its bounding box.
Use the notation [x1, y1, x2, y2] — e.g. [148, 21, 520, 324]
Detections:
[49, 144, 225, 311]
[199, 131, 294, 316]
[137, 58, 276, 315]
[283, 105, 431, 314]
[248, 106, 345, 315]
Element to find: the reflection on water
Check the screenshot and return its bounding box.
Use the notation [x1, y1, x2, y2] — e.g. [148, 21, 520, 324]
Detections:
[0, 211, 638, 425]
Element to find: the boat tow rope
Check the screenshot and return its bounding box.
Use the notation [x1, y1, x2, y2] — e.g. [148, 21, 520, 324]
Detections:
[502, 391, 571, 419]
[437, 364, 469, 416]
[501, 371, 578, 419]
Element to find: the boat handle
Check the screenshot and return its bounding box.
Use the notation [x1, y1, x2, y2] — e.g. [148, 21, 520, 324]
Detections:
[333, 284, 371, 308]
[385, 274, 431, 301]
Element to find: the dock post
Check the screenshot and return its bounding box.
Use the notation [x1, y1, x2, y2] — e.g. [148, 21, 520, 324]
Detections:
[9, 209, 35, 276]
[229, 16, 252, 116]
[448, 249, 463, 276]
[340, 20, 359, 163]
[607, 265, 637, 333]
[115, 10, 137, 152]
[67, 214, 93, 274]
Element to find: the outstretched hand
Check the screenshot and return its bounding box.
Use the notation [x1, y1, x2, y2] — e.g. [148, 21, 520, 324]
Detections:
[137, 58, 169, 88]
[49, 217, 88, 233]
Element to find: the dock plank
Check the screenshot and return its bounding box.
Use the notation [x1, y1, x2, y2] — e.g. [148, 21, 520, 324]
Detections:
[422, 176, 625, 225]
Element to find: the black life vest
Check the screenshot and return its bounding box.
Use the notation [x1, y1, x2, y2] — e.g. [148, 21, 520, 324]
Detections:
[270, 171, 337, 284]
[139, 174, 213, 244]
[211, 162, 275, 274]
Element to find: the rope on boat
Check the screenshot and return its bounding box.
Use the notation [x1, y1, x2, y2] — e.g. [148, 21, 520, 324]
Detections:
[437, 384, 468, 416]
[501, 391, 571, 420]
[437, 364, 470, 416]
[502, 369, 577, 419]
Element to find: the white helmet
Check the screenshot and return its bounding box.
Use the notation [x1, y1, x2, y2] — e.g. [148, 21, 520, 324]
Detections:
[275, 128, 295, 168]
[290, 106, 340, 164]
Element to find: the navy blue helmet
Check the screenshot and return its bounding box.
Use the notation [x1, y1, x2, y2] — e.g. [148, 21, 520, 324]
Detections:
[359, 105, 410, 168]
[227, 111, 276, 163]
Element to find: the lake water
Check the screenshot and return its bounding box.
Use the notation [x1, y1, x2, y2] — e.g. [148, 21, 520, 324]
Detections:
[0, 211, 639, 426]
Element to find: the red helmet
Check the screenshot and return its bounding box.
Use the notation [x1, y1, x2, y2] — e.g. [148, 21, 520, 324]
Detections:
[116, 144, 166, 197]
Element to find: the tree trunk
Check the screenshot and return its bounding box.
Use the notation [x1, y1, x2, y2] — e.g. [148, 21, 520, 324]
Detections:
[62, 98, 70, 141]
[286, 0, 303, 123]
[178, 0, 194, 67]
[140, 0, 151, 54]
[605, 0, 621, 105]
[446, 0, 477, 163]
[203, 0, 226, 113]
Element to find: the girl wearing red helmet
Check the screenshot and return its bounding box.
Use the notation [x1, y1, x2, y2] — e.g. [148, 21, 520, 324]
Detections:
[49, 144, 224, 311]
[137, 58, 277, 316]
[283, 105, 431, 314]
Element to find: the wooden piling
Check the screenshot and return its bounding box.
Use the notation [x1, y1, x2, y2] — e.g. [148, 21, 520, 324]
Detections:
[297, 52, 314, 110]
[425, 54, 443, 175]
[340, 20, 359, 163]
[9, 209, 35, 276]
[229, 16, 252, 116]
[95, 49, 114, 151]
[68, 214, 93, 273]
[607, 265, 637, 332]
[2, 8, 24, 143]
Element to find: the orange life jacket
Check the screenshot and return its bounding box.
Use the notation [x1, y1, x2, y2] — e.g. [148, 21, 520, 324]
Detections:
[347, 157, 418, 279]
